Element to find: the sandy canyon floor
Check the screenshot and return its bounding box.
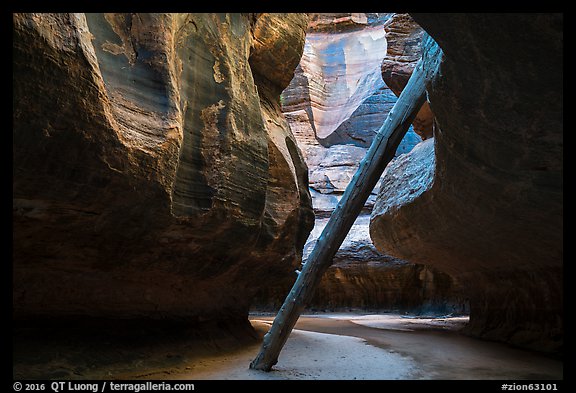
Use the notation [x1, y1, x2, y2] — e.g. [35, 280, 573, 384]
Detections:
[13, 313, 562, 380]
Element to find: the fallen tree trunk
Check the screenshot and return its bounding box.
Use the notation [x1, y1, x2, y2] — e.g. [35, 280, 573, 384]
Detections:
[250, 39, 443, 372]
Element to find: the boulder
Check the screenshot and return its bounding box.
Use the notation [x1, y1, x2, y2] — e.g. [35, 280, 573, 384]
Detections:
[308, 215, 466, 313]
[371, 13, 563, 352]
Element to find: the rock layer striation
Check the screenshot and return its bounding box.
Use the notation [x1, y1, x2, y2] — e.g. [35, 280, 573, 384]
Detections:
[276, 14, 464, 314]
[13, 13, 314, 322]
[281, 13, 422, 215]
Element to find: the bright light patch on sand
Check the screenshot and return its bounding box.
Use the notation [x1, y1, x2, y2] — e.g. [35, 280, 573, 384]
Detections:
[262, 328, 419, 379]
[302, 313, 470, 332]
[347, 314, 470, 331]
[168, 314, 560, 380]
[187, 322, 421, 380]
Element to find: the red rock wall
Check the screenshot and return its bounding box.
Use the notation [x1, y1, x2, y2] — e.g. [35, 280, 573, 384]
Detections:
[13, 13, 314, 322]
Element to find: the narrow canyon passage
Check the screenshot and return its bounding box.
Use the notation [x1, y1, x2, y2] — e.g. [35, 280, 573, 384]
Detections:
[13, 12, 562, 382]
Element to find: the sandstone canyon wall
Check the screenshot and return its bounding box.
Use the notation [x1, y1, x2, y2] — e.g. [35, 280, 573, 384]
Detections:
[270, 14, 465, 314]
[371, 14, 563, 352]
[281, 13, 422, 216]
[306, 215, 466, 314]
[13, 13, 314, 323]
[14, 12, 561, 356]
[380, 13, 434, 139]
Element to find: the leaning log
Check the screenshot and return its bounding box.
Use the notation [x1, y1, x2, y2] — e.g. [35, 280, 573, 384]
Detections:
[250, 38, 443, 372]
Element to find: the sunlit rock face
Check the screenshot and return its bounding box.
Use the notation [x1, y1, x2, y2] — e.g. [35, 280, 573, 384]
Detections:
[282, 12, 422, 215]
[12, 13, 314, 322]
[273, 14, 464, 314]
[304, 14, 391, 145]
[371, 14, 563, 353]
[283, 12, 422, 148]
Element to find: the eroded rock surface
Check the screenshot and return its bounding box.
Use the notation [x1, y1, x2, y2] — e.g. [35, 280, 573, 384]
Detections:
[282, 13, 422, 215]
[271, 14, 464, 314]
[381, 13, 434, 139]
[371, 14, 563, 352]
[13, 13, 314, 322]
[307, 216, 466, 313]
[373, 138, 435, 218]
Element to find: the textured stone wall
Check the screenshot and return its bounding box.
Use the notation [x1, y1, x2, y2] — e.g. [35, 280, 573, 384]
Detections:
[371, 14, 563, 352]
[307, 216, 466, 314]
[271, 14, 465, 314]
[13, 13, 314, 322]
[282, 13, 422, 215]
[381, 13, 434, 139]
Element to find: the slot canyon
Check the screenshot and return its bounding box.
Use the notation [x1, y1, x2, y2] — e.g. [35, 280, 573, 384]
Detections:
[13, 13, 562, 381]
